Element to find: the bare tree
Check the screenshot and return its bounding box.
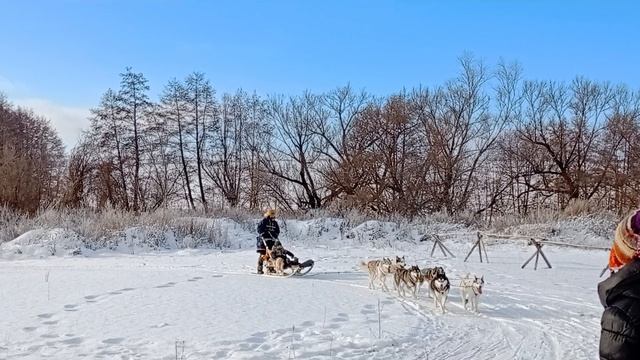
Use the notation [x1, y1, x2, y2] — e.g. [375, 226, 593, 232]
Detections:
[88, 89, 131, 210]
[185, 72, 216, 211]
[263, 93, 324, 209]
[205, 91, 247, 207]
[160, 79, 196, 209]
[118, 67, 151, 212]
[311, 85, 371, 202]
[412, 55, 512, 215]
[0, 99, 65, 214]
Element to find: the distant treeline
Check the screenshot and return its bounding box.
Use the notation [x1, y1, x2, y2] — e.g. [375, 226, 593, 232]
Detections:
[2, 55, 640, 218]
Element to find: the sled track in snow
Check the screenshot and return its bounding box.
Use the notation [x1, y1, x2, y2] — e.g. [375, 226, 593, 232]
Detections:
[198, 269, 562, 360]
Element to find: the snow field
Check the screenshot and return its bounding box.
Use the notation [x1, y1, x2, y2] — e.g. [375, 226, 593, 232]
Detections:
[0, 238, 607, 359]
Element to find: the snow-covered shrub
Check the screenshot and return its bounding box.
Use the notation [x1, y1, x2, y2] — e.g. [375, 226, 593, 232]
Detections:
[0, 206, 32, 244]
[2, 228, 85, 257]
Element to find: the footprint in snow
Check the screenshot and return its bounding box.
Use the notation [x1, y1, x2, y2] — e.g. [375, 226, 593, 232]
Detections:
[40, 334, 59, 339]
[108, 291, 122, 295]
[64, 304, 79, 312]
[84, 295, 99, 300]
[61, 337, 84, 345]
[102, 338, 125, 344]
[37, 313, 54, 319]
[300, 321, 315, 327]
[118, 288, 135, 292]
[250, 331, 268, 339]
[155, 282, 177, 288]
[22, 327, 38, 332]
[42, 320, 59, 325]
[244, 337, 264, 346]
[213, 350, 230, 358]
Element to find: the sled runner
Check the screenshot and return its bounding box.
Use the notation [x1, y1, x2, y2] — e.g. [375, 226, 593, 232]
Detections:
[262, 259, 315, 277]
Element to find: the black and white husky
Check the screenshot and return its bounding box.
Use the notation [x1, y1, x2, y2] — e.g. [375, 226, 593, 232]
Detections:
[419, 266, 445, 298]
[429, 268, 450, 313]
[460, 274, 484, 312]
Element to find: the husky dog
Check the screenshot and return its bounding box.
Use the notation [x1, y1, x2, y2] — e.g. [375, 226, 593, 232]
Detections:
[362, 256, 406, 292]
[267, 242, 286, 275]
[394, 265, 421, 298]
[273, 257, 285, 275]
[460, 274, 484, 312]
[362, 258, 392, 291]
[430, 268, 450, 313]
[419, 266, 445, 298]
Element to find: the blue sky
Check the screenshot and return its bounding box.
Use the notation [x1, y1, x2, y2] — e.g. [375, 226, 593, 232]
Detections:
[1, 0, 639, 146]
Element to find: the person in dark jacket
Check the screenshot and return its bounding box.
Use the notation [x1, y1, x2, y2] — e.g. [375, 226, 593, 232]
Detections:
[599, 209, 640, 359]
[256, 209, 280, 274]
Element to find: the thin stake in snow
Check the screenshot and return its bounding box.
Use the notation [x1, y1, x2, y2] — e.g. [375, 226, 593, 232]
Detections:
[288, 324, 296, 359]
[377, 298, 382, 339]
[323, 305, 327, 329]
[329, 334, 334, 359]
[44, 270, 50, 301]
[174, 339, 185, 360]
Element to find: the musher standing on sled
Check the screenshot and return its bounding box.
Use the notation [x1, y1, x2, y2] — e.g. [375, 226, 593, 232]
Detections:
[256, 209, 280, 274]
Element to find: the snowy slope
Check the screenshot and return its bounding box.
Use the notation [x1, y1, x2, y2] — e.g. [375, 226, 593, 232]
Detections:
[0, 237, 607, 359]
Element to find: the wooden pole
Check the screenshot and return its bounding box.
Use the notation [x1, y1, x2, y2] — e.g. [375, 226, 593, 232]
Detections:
[481, 239, 489, 262]
[430, 236, 439, 257]
[464, 241, 479, 262]
[538, 244, 552, 269]
[435, 235, 455, 257]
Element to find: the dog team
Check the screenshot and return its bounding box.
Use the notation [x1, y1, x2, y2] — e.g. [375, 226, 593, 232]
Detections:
[361, 256, 485, 313]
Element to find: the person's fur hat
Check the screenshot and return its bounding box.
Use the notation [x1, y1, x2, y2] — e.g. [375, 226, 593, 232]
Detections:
[264, 209, 276, 218]
[610, 210, 640, 271]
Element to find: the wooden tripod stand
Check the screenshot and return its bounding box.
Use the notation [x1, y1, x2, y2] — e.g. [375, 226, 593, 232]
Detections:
[521, 239, 552, 270]
[422, 234, 455, 258]
[464, 232, 489, 263]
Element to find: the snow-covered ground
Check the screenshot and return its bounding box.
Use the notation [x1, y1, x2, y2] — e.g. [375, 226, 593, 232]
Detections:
[0, 225, 607, 360]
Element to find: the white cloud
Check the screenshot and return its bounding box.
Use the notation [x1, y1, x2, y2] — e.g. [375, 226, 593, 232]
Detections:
[13, 98, 91, 149]
[0, 75, 17, 93]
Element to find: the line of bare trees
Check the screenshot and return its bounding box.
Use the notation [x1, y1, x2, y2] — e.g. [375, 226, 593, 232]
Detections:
[0, 94, 65, 214]
[3, 56, 640, 218]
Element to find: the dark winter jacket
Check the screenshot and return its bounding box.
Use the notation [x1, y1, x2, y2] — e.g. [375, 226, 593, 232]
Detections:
[257, 217, 280, 239]
[599, 258, 640, 360]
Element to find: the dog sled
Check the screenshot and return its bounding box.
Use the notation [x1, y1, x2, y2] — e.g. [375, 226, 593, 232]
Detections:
[262, 258, 315, 277]
[259, 237, 314, 277]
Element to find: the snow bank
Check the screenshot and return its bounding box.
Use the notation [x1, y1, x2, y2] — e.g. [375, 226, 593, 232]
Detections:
[0, 228, 85, 258]
[496, 215, 615, 248]
[0, 217, 257, 259]
[0, 214, 618, 259]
